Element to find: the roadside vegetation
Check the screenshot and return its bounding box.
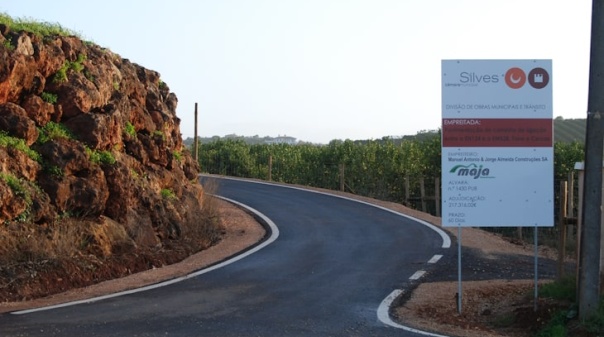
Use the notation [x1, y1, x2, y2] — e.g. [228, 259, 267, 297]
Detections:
[536, 277, 604, 336]
[0, 12, 80, 38]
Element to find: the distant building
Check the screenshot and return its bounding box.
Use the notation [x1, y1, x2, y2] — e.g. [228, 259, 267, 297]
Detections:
[265, 135, 297, 145]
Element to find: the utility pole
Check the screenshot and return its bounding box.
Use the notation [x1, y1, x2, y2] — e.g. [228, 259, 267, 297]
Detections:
[194, 102, 199, 161]
[579, 0, 604, 321]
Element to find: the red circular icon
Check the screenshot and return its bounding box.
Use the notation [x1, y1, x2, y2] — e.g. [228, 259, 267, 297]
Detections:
[505, 67, 526, 89]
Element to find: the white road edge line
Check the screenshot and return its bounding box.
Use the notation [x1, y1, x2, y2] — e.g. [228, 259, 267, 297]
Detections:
[11, 196, 279, 315]
[208, 176, 453, 336]
[377, 290, 451, 337]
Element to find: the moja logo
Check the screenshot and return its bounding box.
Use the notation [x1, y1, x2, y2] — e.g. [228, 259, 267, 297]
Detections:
[449, 164, 492, 179]
[505, 67, 549, 89]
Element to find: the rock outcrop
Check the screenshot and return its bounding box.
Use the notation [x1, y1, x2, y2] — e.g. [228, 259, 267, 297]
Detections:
[0, 27, 221, 256]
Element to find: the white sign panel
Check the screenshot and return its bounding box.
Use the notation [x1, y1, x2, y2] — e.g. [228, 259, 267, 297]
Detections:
[441, 60, 553, 227]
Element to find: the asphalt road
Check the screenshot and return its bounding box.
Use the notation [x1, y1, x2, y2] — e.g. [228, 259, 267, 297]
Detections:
[0, 177, 450, 337]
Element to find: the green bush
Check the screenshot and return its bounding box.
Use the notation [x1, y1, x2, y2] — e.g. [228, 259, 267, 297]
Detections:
[172, 150, 182, 162]
[45, 165, 63, 177]
[52, 63, 69, 83]
[535, 277, 604, 336]
[86, 148, 116, 165]
[152, 130, 165, 140]
[40, 92, 58, 104]
[540, 276, 576, 302]
[0, 131, 41, 162]
[71, 53, 86, 72]
[38, 122, 73, 143]
[160, 188, 176, 200]
[535, 313, 566, 337]
[124, 122, 136, 138]
[98, 151, 116, 165]
[84, 70, 95, 82]
[52, 54, 87, 83]
[2, 37, 13, 51]
[0, 173, 32, 221]
[1, 173, 25, 195]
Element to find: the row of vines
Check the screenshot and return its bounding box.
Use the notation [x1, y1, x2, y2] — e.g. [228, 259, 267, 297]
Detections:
[194, 135, 585, 216]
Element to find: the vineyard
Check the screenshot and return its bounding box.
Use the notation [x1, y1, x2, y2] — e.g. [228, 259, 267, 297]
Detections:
[194, 133, 585, 223]
[554, 117, 586, 143]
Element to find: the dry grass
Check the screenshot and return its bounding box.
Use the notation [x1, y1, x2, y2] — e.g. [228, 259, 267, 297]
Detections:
[200, 179, 220, 224]
[86, 217, 132, 257]
[0, 221, 78, 263]
[180, 179, 224, 248]
[0, 217, 133, 264]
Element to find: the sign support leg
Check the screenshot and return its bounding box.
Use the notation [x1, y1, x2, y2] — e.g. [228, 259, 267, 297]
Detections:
[457, 224, 462, 314]
[534, 224, 539, 312]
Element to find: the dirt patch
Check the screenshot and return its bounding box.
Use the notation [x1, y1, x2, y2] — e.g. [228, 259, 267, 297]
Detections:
[394, 280, 570, 337]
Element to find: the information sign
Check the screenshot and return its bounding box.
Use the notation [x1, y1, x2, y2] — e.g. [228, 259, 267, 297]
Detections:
[441, 60, 553, 227]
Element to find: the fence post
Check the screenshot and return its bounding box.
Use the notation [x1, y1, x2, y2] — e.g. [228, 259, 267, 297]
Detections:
[558, 181, 568, 280]
[339, 164, 345, 192]
[435, 177, 441, 217]
[194, 103, 199, 161]
[268, 155, 272, 181]
[404, 175, 410, 206]
[576, 166, 585, 300]
[568, 171, 575, 242]
[420, 177, 427, 212]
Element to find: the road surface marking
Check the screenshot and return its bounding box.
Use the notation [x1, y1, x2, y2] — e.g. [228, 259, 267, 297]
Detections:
[377, 290, 451, 337]
[409, 270, 426, 280]
[428, 254, 443, 264]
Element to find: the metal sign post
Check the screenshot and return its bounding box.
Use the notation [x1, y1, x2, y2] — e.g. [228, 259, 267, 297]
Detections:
[534, 224, 539, 311]
[457, 225, 462, 314]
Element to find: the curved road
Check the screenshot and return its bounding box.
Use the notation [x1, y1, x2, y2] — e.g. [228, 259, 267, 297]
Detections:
[0, 177, 450, 337]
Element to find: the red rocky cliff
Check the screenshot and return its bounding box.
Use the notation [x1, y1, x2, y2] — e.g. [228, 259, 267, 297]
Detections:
[0, 28, 220, 252]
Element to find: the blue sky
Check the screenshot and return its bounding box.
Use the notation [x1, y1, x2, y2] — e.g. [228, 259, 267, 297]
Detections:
[1, 1, 592, 143]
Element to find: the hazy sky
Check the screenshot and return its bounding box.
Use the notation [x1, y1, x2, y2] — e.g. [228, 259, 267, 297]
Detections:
[1, 1, 592, 143]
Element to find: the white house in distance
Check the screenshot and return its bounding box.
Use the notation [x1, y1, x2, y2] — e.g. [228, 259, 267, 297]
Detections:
[265, 135, 297, 145]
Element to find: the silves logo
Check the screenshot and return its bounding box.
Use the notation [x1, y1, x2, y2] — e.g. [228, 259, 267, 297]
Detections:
[505, 67, 550, 89]
[449, 164, 493, 179]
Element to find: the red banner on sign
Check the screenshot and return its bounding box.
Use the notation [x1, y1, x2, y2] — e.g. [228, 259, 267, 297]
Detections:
[442, 118, 552, 147]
